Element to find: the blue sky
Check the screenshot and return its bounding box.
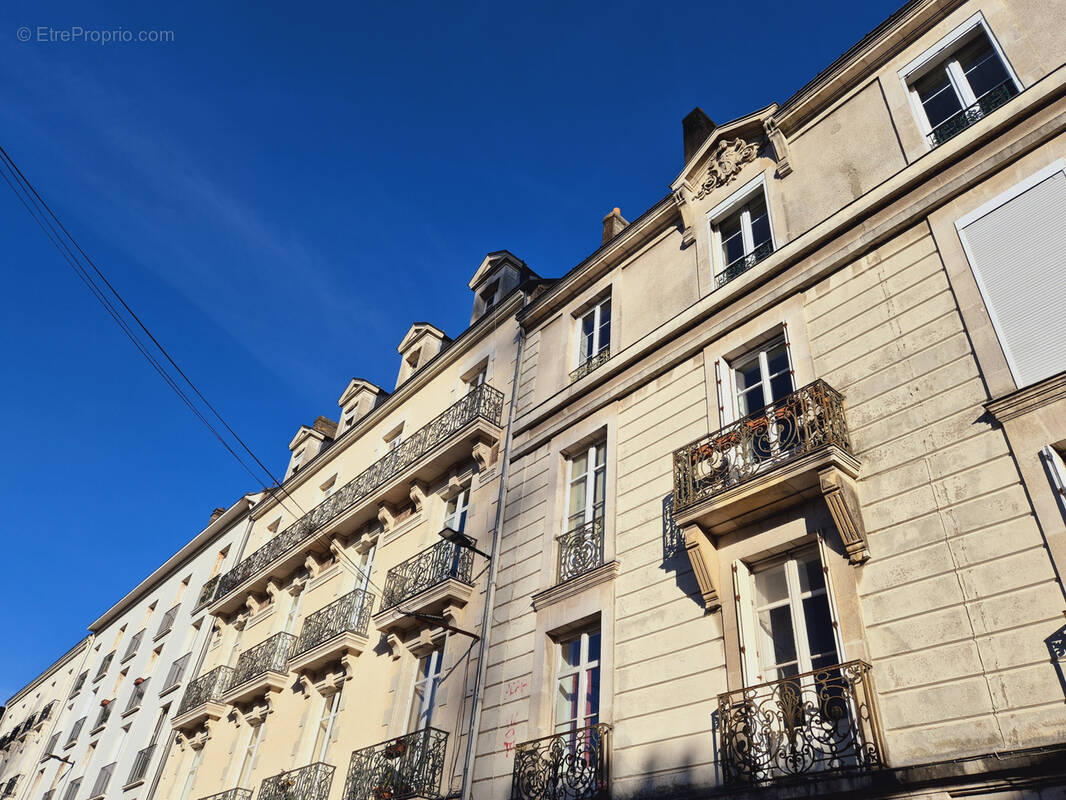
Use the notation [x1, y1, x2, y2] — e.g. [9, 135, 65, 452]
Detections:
[0, 0, 901, 698]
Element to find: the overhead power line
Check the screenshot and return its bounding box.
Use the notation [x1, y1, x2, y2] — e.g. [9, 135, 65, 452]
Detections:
[0, 143, 307, 520]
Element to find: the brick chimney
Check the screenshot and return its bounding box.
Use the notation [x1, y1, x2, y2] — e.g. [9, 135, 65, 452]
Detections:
[313, 416, 338, 439]
[208, 507, 225, 524]
[602, 208, 629, 244]
[683, 107, 716, 164]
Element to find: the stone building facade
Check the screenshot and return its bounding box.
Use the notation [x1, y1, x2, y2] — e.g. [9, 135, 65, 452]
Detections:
[5, 1, 1066, 800]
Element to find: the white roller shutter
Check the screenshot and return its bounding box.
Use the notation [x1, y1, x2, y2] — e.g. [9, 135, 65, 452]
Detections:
[957, 164, 1066, 389]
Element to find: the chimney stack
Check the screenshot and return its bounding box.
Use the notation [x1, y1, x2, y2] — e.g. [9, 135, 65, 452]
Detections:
[602, 207, 629, 244]
[209, 507, 225, 524]
[682, 107, 716, 164]
[313, 416, 338, 439]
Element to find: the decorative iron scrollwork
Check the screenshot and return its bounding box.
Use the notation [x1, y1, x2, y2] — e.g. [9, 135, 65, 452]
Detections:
[294, 590, 374, 658]
[260, 762, 335, 800]
[211, 385, 504, 606]
[715, 239, 775, 289]
[177, 666, 234, 716]
[379, 542, 473, 612]
[511, 724, 610, 800]
[343, 728, 448, 800]
[673, 379, 851, 513]
[231, 633, 295, 690]
[569, 349, 611, 384]
[717, 660, 885, 784]
[198, 789, 252, 800]
[556, 519, 605, 583]
[928, 80, 1017, 147]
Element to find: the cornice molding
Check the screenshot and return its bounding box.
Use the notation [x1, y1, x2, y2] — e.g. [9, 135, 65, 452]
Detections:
[985, 370, 1066, 423]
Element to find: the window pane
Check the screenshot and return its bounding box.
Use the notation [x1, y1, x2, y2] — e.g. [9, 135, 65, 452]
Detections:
[754, 565, 788, 606]
[802, 594, 839, 663]
[597, 300, 611, 354]
[915, 68, 963, 128]
[721, 227, 746, 266]
[737, 385, 763, 417]
[560, 639, 582, 670]
[580, 313, 596, 361]
[555, 674, 578, 725]
[568, 475, 588, 525]
[797, 554, 825, 593]
[766, 342, 789, 376]
[759, 605, 798, 668]
[747, 195, 771, 249]
[587, 632, 601, 663]
[585, 666, 600, 722]
[958, 36, 1010, 97]
[735, 359, 762, 394]
[769, 372, 795, 404]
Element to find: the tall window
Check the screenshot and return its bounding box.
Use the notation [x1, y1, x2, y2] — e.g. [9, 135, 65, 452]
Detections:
[906, 26, 1018, 146]
[355, 543, 376, 595]
[554, 629, 600, 734]
[465, 365, 487, 394]
[745, 549, 839, 683]
[407, 649, 443, 733]
[236, 724, 265, 788]
[291, 449, 305, 475]
[443, 486, 470, 534]
[712, 187, 773, 287]
[310, 689, 342, 762]
[576, 298, 611, 367]
[566, 442, 606, 534]
[227, 628, 244, 668]
[283, 590, 304, 636]
[175, 748, 203, 800]
[731, 337, 794, 417]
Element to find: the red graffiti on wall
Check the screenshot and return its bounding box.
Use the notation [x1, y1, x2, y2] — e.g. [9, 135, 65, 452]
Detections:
[504, 678, 529, 698]
[502, 712, 519, 756]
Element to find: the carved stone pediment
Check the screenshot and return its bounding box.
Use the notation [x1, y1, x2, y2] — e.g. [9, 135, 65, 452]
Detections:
[692, 138, 760, 199]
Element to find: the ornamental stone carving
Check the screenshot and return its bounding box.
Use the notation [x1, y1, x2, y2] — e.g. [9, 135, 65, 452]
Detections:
[692, 138, 760, 199]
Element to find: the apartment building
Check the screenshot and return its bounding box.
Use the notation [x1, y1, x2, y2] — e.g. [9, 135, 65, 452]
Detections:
[23, 499, 256, 800]
[0, 640, 91, 800]
[469, 0, 1066, 798]
[152, 254, 541, 800]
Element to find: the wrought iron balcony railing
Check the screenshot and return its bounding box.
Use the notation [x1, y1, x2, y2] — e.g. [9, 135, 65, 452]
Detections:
[379, 541, 474, 612]
[717, 660, 885, 785]
[293, 590, 374, 659]
[569, 349, 611, 383]
[210, 384, 504, 606]
[716, 240, 775, 289]
[260, 762, 335, 800]
[196, 575, 222, 610]
[673, 379, 851, 513]
[343, 728, 448, 800]
[928, 80, 1018, 147]
[199, 790, 252, 800]
[511, 724, 610, 800]
[123, 629, 145, 662]
[126, 745, 155, 786]
[556, 518, 604, 583]
[231, 633, 296, 690]
[177, 666, 234, 716]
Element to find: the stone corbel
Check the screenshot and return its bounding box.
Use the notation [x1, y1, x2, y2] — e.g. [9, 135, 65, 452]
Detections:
[409, 480, 429, 515]
[683, 525, 722, 612]
[265, 579, 282, 604]
[340, 651, 359, 680]
[232, 611, 250, 631]
[442, 604, 462, 628]
[386, 633, 405, 660]
[354, 530, 379, 555]
[440, 475, 465, 503]
[303, 552, 325, 580]
[244, 594, 262, 616]
[671, 182, 697, 248]
[377, 502, 398, 532]
[818, 467, 870, 564]
[472, 439, 497, 472]
[188, 728, 211, 751]
[244, 699, 273, 727]
[315, 668, 346, 697]
[764, 118, 792, 178]
[296, 674, 315, 699]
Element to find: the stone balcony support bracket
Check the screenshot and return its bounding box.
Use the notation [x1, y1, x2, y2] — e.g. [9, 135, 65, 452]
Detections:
[684, 526, 722, 612]
[818, 465, 870, 564]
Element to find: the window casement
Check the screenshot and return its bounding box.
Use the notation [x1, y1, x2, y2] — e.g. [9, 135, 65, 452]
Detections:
[708, 176, 774, 290]
[320, 475, 337, 500]
[236, 722, 265, 788]
[554, 628, 601, 734]
[383, 424, 404, 454]
[283, 587, 304, 636]
[310, 688, 342, 763]
[291, 448, 305, 475]
[226, 627, 244, 668]
[1041, 446, 1066, 524]
[176, 747, 204, 800]
[407, 648, 444, 733]
[558, 441, 607, 582]
[572, 296, 612, 381]
[464, 364, 488, 395]
[901, 16, 1020, 148]
[354, 541, 377, 595]
[60, 777, 81, 800]
[730, 335, 795, 419]
[479, 280, 501, 315]
[733, 546, 842, 685]
[342, 405, 357, 432]
[443, 484, 470, 534]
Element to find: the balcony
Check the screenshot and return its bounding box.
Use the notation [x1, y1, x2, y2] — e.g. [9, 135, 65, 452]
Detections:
[569, 349, 610, 384]
[717, 660, 885, 785]
[716, 240, 774, 289]
[195, 575, 221, 610]
[209, 385, 504, 614]
[290, 590, 375, 674]
[372, 541, 474, 635]
[511, 724, 610, 800]
[199, 791, 252, 800]
[222, 633, 296, 705]
[172, 666, 234, 731]
[343, 728, 448, 800]
[928, 80, 1018, 148]
[260, 763, 335, 800]
[556, 518, 604, 584]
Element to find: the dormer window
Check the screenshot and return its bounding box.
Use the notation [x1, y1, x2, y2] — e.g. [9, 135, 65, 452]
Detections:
[342, 405, 356, 431]
[479, 280, 501, 315]
[709, 176, 775, 289]
[291, 448, 305, 475]
[901, 16, 1020, 148]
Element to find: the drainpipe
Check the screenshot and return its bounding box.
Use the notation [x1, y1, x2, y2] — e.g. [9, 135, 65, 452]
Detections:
[459, 296, 528, 800]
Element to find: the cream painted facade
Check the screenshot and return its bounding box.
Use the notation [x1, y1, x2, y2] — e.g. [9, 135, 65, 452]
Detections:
[0, 640, 91, 800]
[470, 0, 1066, 798]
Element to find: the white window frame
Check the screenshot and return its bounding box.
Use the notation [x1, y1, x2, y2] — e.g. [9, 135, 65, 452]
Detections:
[236, 723, 265, 788]
[564, 441, 607, 534]
[954, 159, 1066, 388]
[553, 629, 601, 733]
[406, 648, 444, 733]
[706, 174, 775, 284]
[898, 13, 1021, 144]
[443, 485, 470, 534]
[310, 689, 342, 763]
[282, 589, 303, 636]
[383, 423, 405, 455]
[342, 405, 357, 431]
[175, 748, 203, 800]
[574, 297, 612, 367]
[354, 543, 377, 595]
